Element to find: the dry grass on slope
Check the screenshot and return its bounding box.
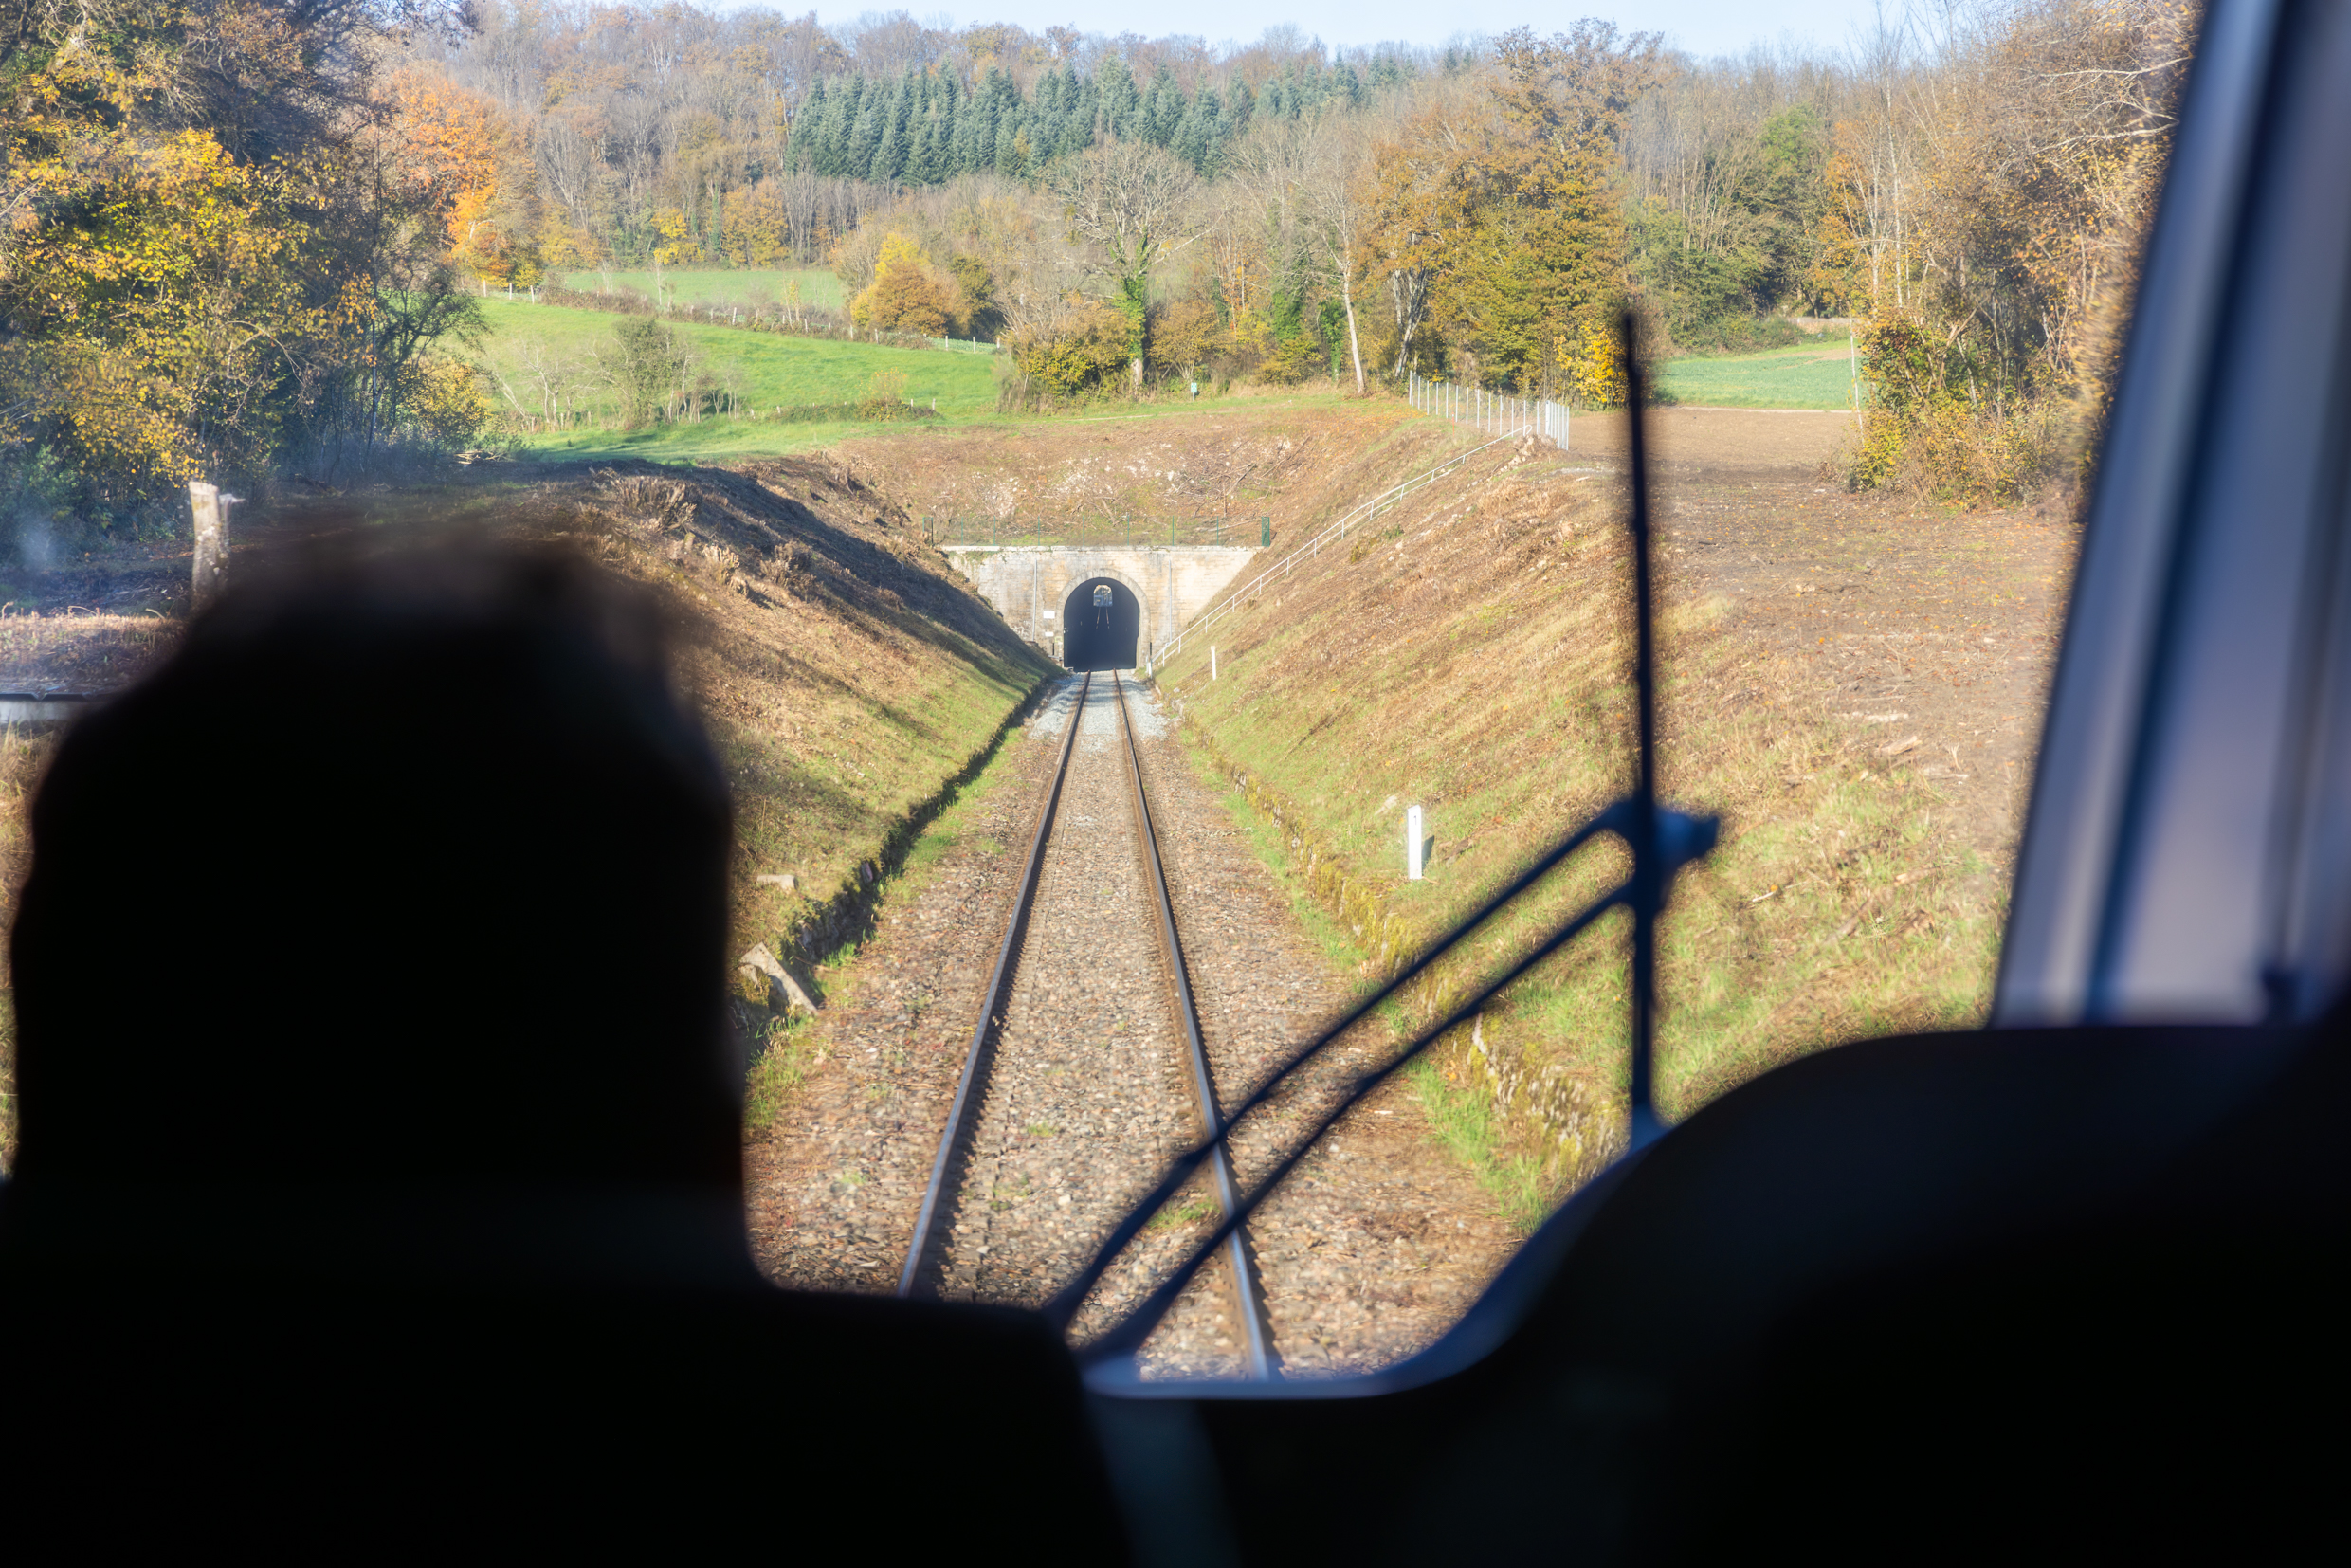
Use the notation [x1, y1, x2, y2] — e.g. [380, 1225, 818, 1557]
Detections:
[0, 455, 1053, 1168]
[1157, 434, 2004, 1222]
[503, 458, 1055, 985]
[838, 403, 1467, 543]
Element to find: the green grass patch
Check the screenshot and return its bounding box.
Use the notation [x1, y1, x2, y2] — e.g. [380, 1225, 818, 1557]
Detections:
[1405, 1058, 1553, 1231]
[885, 715, 1031, 888]
[744, 1013, 816, 1136]
[473, 297, 999, 459]
[1659, 337, 1862, 410]
[479, 297, 1369, 462]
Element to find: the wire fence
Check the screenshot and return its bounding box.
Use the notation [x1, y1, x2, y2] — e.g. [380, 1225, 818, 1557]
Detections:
[1410, 371, 1570, 449]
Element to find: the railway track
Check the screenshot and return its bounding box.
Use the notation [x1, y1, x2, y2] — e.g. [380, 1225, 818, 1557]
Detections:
[897, 670, 1276, 1377]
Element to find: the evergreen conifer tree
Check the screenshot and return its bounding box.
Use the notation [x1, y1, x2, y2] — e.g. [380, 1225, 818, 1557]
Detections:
[790, 79, 825, 172]
[1099, 59, 1139, 140]
[1226, 78, 1254, 139]
[1141, 66, 1181, 146]
[1174, 89, 1221, 174]
[823, 76, 863, 176]
[848, 77, 886, 179]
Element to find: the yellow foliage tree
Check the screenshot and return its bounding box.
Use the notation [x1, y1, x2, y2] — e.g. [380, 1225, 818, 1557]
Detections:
[1, 1, 483, 522]
[849, 234, 962, 337]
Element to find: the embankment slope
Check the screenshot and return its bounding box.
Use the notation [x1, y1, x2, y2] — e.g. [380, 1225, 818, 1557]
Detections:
[1129, 409, 2034, 1206]
[0, 456, 1054, 1167]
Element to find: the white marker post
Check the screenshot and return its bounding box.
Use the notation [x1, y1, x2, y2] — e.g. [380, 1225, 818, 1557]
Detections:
[1407, 805, 1425, 881]
[1211, 646, 1218, 681]
[190, 481, 233, 611]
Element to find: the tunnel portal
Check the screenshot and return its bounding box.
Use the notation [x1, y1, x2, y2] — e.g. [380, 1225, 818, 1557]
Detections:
[1062, 576, 1142, 671]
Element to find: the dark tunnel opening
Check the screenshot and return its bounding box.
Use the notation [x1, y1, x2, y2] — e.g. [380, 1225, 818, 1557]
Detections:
[1062, 577, 1141, 671]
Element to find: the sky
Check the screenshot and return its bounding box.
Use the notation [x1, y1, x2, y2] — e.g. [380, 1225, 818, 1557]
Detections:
[801, 2, 1897, 64]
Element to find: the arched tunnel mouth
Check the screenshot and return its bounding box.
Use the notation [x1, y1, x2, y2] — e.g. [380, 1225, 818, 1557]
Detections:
[1062, 577, 1141, 671]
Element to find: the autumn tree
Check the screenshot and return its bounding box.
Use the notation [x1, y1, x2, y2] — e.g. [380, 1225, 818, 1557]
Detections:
[391, 68, 544, 287]
[848, 233, 961, 336]
[1367, 25, 1661, 398]
[0, 0, 478, 529]
[1047, 141, 1198, 389]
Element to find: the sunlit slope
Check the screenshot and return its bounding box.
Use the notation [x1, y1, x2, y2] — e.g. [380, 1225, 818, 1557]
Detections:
[1152, 416, 1996, 1207]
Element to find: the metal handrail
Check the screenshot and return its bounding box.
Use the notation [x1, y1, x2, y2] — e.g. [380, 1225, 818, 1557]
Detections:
[1156, 431, 1522, 665]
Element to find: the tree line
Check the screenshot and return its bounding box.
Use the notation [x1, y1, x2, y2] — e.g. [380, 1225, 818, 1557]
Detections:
[1, 0, 2197, 544]
[419, 4, 1438, 278]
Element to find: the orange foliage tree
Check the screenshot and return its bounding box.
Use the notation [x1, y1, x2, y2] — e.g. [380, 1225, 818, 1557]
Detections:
[391, 68, 543, 287]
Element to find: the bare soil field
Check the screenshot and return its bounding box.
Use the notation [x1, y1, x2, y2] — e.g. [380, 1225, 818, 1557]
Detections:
[1576, 406, 2069, 869]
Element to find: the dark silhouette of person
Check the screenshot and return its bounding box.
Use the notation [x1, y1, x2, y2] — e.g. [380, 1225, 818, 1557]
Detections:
[0, 542, 1122, 1555]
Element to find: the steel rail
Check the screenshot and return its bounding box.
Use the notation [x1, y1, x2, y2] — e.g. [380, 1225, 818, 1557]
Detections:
[1110, 672, 1275, 1379]
[897, 671, 1094, 1298]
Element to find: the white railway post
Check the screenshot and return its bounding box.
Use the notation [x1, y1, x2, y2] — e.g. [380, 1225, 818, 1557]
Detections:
[1407, 805, 1424, 881]
[1211, 645, 1218, 681]
[190, 481, 232, 611]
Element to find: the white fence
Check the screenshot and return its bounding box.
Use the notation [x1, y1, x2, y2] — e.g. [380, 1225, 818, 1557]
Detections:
[1410, 371, 1569, 450]
[1155, 432, 1521, 667]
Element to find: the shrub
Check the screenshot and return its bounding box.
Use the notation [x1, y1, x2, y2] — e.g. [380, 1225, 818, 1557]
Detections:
[1846, 313, 2059, 505]
[849, 234, 961, 337]
[1007, 301, 1133, 398]
[606, 317, 693, 429]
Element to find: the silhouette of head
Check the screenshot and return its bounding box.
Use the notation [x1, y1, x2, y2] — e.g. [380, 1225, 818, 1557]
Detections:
[9, 543, 738, 1193]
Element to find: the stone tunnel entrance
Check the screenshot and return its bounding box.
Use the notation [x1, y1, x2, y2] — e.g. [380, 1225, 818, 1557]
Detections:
[1062, 576, 1141, 671]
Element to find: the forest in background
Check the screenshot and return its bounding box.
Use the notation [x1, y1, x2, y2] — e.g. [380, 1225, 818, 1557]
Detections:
[0, 0, 2196, 543]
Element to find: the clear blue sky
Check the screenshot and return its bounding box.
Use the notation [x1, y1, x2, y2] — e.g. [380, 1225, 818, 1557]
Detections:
[804, 3, 1895, 63]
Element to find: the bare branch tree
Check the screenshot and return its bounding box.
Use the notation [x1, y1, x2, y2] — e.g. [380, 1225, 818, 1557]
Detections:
[1047, 140, 1198, 389]
[1298, 112, 1377, 393]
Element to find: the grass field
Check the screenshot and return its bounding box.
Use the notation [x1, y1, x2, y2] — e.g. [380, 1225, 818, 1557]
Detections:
[475, 296, 1369, 461]
[474, 296, 1002, 460]
[545, 266, 847, 312]
[1659, 337, 1861, 410]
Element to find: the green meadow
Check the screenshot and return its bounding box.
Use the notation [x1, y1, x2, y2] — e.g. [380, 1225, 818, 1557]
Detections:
[470, 295, 1371, 461]
[472, 296, 1003, 460]
[1658, 336, 1861, 410]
